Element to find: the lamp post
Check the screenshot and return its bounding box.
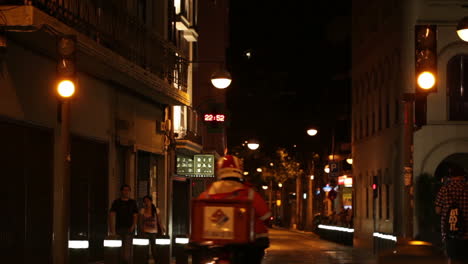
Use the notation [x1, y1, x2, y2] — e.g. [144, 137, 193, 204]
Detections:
[304, 151, 320, 232]
[53, 35, 76, 264]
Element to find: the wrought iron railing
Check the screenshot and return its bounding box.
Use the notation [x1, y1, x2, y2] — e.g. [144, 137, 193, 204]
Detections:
[3, 0, 188, 92]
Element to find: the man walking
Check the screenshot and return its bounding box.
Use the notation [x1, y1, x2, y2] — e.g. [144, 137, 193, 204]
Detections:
[435, 163, 468, 264]
[109, 184, 139, 264]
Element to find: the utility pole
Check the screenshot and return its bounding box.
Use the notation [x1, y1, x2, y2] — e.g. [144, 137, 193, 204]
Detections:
[52, 100, 71, 264]
[403, 94, 414, 239]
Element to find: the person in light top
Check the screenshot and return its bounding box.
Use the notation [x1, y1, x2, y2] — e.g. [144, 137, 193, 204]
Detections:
[139, 195, 164, 263]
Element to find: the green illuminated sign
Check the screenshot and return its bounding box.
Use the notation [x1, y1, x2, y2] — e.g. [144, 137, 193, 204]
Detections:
[194, 155, 215, 175]
[176, 155, 194, 175]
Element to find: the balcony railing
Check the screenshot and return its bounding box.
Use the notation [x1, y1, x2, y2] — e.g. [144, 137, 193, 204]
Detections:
[2, 0, 188, 92]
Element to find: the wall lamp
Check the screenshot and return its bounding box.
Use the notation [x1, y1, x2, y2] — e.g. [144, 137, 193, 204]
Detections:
[457, 16, 468, 42]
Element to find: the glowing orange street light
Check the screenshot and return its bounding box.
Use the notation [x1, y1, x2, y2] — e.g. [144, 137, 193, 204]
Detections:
[57, 79, 75, 98]
[416, 71, 436, 90]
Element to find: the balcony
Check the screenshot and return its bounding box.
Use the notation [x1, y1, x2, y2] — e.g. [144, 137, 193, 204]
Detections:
[174, 107, 202, 155]
[1, 0, 190, 105]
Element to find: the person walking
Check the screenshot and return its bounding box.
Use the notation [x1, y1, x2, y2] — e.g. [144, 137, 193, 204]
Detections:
[198, 155, 271, 264]
[139, 195, 165, 264]
[435, 163, 468, 264]
[109, 184, 139, 264]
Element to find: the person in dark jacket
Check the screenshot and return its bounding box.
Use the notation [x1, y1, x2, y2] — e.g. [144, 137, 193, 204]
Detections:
[109, 184, 139, 264]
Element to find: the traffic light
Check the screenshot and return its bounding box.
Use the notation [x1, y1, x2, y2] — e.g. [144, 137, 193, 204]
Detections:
[56, 35, 76, 98]
[414, 25, 437, 127]
[415, 25, 437, 92]
[372, 175, 378, 199]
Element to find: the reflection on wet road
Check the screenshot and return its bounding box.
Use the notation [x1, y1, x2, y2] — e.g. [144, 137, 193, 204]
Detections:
[263, 229, 376, 264]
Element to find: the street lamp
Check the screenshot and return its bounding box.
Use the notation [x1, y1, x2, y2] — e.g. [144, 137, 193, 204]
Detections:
[188, 60, 233, 89]
[57, 80, 75, 98]
[457, 16, 468, 42]
[416, 71, 436, 90]
[210, 69, 232, 89]
[306, 128, 318, 136]
[247, 139, 260, 150]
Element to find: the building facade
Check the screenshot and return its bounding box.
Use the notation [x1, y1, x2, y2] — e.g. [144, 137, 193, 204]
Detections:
[0, 0, 202, 262]
[351, 0, 468, 251]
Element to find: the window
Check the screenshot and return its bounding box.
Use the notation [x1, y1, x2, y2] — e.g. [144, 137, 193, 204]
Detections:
[378, 103, 382, 131]
[378, 183, 382, 219]
[359, 119, 363, 139]
[173, 105, 187, 138]
[447, 55, 468, 120]
[386, 184, 391, 219]
[395, 99, 399, 124]
[137, 0, 147, 23]
[366, 186, 369, 218]
[366, 116, 369, 137]
[386, 102, 390, 128]
[372, 111, 375, 134]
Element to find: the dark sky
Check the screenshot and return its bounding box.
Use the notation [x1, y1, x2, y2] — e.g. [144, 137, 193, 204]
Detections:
[226, 1, 352, 156]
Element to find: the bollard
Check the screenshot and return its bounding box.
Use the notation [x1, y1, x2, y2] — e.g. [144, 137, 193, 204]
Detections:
[174, 236, 189, 264]
[378, 240, 446, 264]
[104, 237, 122, 264]
[155, 234, 171, 264]
[133, 237, 150, 264]
[68, 240, 89, 264]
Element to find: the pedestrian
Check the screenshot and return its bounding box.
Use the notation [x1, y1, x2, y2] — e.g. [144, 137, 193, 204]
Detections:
[198, 155, 271, 264]
[109, 184, 139, 264]
[139, 195, 165, 263]
[435, 163, 468, 264]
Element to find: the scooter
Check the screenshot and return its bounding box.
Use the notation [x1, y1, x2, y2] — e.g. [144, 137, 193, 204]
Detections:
[186, 242, 248, 264]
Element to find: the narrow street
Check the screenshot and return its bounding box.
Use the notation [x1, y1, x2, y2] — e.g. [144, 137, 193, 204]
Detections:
[263, 229, 376, 264]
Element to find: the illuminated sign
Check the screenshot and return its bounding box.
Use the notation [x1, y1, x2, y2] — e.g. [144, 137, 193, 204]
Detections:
[338, 176, 353, 187]
[194, 154, 215, 175]
[204, 114, 225, 122]
[176, 155, 194, 175]
[322, 184, 332, 192]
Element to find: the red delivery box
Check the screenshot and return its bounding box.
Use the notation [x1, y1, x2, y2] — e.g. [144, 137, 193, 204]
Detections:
[190, 199, 254, 245]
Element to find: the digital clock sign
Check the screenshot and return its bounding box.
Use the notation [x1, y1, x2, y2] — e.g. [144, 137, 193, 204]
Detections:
[204, 114, 225, 122]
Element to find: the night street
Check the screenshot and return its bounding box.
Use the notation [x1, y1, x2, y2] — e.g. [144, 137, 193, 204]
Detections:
[2, 0, 468, 263]
[263, 229, 376, 264]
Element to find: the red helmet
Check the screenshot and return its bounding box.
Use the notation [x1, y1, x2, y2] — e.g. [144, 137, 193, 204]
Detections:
[217, 155, 243, 179]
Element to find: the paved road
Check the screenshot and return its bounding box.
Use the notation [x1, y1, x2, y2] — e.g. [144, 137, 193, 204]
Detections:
[263, 229, 377, 264]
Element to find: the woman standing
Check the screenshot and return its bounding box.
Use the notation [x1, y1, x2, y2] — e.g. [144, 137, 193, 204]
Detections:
[139, 195, 164, 263]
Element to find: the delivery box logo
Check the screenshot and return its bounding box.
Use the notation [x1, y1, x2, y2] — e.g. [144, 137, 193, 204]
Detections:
[203, 206, 234, 239]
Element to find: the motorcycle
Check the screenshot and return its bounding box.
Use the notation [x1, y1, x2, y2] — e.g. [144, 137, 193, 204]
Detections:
[186, 242, 249, 264]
